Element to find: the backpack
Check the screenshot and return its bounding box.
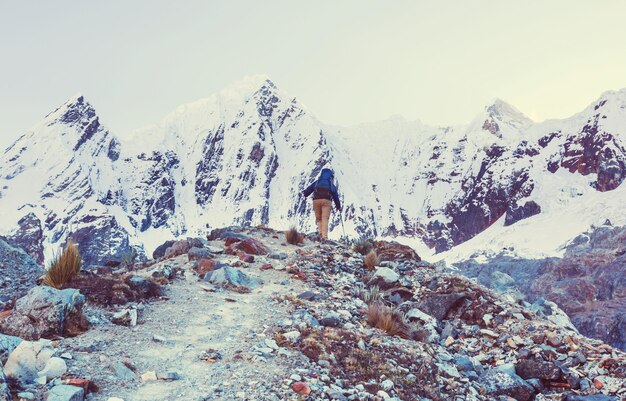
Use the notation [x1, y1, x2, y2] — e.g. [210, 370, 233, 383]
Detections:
[313, 176, 332, 199]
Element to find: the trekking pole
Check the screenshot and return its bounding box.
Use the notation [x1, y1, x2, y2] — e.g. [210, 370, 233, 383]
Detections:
[340, 211, 347, 240]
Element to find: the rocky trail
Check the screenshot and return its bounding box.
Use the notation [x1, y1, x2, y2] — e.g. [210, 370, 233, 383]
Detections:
[1, 226, 626, 401]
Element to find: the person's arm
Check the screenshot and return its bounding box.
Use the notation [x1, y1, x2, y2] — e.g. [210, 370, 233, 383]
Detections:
[303, 182, 315, 197]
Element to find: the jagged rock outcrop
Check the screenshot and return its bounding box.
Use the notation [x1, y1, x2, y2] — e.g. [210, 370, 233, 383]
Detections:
[0, 238, 43, 303]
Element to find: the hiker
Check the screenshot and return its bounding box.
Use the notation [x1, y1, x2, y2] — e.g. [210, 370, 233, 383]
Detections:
[303, 168, 341, 241]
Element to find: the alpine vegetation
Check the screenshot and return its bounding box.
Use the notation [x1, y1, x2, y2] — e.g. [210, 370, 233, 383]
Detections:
[42, 240, 82, 289]
[285, 227, 304, 245]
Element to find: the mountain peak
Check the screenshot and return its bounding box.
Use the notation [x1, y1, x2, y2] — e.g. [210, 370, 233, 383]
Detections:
[485, 98, 533, 124]
[222, 74, 276, 97]
[43, 93, 97, 126]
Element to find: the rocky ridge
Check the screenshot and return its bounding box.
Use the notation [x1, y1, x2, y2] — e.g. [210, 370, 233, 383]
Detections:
[0, 226, 624, 401]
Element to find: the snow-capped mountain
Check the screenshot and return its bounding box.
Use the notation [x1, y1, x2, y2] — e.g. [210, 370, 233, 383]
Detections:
[1, 75, 626, 267]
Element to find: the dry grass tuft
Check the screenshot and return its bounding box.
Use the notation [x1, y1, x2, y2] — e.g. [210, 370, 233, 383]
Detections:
[353, 237, 374, 255]
[285, 227, 305, 245]
[367, 302, 410, 339]
[364, 250, 379, 270]
[360, 285, 382, 305]
[43, 240, 82, 289]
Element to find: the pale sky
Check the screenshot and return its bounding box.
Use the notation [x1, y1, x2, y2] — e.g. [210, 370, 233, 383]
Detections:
[1, 1, 626, 149]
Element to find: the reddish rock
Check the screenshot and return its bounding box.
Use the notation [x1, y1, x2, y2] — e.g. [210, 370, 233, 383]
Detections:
[259, 263, 273, 271]
[225, 237, 242, 247]
[292, 382, 311, 395]
[236, 238, 270, 255]
[239, 253, 255, 263]
[194, 259, 216, 276]
[226, 238, 270, 256]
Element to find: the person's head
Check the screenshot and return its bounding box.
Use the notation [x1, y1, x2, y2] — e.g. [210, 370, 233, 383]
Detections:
[320, 168, 334, 178]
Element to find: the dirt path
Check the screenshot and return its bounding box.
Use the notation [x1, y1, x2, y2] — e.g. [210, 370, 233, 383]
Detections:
[61, 237, 312, 401]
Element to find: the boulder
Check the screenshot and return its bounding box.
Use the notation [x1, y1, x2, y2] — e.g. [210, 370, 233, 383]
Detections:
[204, 267, 260, 291]
[4, 339, 55, 386]
[479, 369, 534, 401]
[187, 247, 212, 261]
[0, 286, 88, 340]
[0, 333, 23, 364]
[47, 384, 84, 401]
[152, 240, 175, 259]
[418, 292, 467, 321]
[515, 358, 562, 381]
[0, 238, 43, 302]
[368, 267, 400, 288]
[226, 238, 270, 256]
[164, 240, 193, 259]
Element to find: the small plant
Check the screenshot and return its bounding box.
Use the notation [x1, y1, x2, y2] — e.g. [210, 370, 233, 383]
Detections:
[367, 301, 410, 339]
[43, 240, 82, 289]
[363, 250, 379, 270]
[360, 285, 382, 305]
[285, 227, 304, 245]
[352, 237, 374, 255]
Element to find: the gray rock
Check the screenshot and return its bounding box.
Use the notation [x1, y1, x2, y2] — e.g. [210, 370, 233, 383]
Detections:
[187, 247, 212, 261]
[453, 355, 475, 372]
[47, 384, 84, 401]
[418, 292, 466, 321]
[113, 362, 136, 380]
[368, 267, 400, 288]
[515, 358, 562, 380]
[319, 315, 341, 327]
[0, 333, 23, 364]
[205, 245, 224, 254]
[292, 309, 321, 328]
[157, 371, 181, 381]
[479, 369, 534, 401]
[204, 266, 260, 290]
[0, 286, 88, 340]
[269, 252, 288, 260]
